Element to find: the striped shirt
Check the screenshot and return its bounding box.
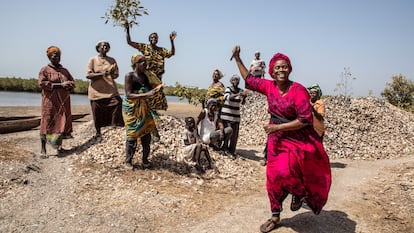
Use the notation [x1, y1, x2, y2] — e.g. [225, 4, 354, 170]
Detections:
[220, 86, 243, 122]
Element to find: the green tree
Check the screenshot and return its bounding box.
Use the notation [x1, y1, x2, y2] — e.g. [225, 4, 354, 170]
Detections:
[381, 74, 414, 112]
[73, 80, 90, 94]
[172, 82, 207, 108]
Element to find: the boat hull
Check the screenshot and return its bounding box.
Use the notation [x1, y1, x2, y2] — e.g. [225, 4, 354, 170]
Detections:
[0, 113, 89, 134]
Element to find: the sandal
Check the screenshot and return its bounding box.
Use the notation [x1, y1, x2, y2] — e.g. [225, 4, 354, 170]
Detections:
[260, 217, 280, 233]
[290, 195, 304, 211]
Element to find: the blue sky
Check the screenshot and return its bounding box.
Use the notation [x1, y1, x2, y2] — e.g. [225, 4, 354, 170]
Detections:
[1, 0, 413, 97]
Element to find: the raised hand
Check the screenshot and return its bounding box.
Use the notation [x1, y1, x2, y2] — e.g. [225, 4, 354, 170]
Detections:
[170, 31, 177, 41]
[230, 45, 240, 61]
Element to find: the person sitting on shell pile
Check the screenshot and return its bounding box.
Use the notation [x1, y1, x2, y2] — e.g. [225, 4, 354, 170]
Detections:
[196, 98, 233, 154]
[182, 116, 212, 172]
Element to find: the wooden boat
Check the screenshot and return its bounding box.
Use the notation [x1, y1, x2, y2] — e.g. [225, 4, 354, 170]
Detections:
[72, 113, 90, 121]
[0, 113, 90, 134]
[0, 117, 41, 134]
[0, 116, 38, 121]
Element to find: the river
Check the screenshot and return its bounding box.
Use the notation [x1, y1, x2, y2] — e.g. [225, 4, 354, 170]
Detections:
[0, 91, 186, 106]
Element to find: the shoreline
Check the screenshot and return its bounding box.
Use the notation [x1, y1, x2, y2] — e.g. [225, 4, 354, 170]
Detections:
[0, 102, 202, 120]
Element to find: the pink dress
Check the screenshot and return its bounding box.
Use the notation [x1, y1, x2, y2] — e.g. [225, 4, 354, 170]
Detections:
[246, 76, 331, 214]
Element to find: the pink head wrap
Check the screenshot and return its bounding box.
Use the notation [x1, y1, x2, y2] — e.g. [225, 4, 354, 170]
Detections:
[268, 53, 292, 76]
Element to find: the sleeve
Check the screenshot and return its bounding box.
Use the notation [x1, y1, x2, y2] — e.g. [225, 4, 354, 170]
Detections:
[262, 60, 266, 69]
[38, 67, 52, 90]
[110, 57, 119, 79]
[224, 87, 231, 100]
[64, 68, 75, 82]
[293, 84, 313, 124]
[315, 100, 326, 117]
[136, 43, 146, 53]
[86, 57, 95, 75]
[245, 76, 270, 95]
[161, 47, 173, 58]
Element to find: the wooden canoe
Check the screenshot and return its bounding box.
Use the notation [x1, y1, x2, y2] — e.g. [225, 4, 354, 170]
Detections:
[0, 113, 90, 134]
[72, 113, 90, 121]
[0, 117, 41, 134]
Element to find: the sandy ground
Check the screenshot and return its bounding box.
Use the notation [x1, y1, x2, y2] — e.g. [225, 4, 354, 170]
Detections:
[1, 104, 413, 233]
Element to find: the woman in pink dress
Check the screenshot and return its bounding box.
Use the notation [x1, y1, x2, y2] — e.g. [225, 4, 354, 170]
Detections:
[231, 45, 331, 232]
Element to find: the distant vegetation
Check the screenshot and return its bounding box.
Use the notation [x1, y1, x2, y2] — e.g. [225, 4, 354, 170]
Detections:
[172, 82, 208, 107]
[0, 77, 200, 99]
[0, 77, 91, 94]
[381, 74, 414, 112]
[3, 74, 412, 113]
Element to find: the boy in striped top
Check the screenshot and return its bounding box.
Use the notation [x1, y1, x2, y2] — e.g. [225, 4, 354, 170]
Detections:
[220, 75, 247, 158]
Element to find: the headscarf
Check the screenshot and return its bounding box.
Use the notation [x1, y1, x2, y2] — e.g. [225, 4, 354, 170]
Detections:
[308, 84, 323, 97]
[268, 52, 292, 76]
[206, 98, 217, 106]
[95, 40, 110, 52]
[230, 74, 240, 82]
[46, 46, 61, 57]
[212, 69, 224, 79]
[131, 54, 145, 69]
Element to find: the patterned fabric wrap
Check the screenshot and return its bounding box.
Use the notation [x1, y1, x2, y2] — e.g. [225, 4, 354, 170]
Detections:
[144, 70, 168, 110]
[136, 43, 173, 79]
[206, 85, 225, 108]
[122, 86, 159, 142]
[44, 133, 62, 149]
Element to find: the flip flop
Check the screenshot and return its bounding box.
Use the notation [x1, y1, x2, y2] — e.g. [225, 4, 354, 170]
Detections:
[260, 217, 280, 233]
[290, 195, 304, 211]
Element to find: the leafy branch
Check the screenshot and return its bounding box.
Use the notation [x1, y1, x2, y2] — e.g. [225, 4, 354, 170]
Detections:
[102, 0, 148, 28]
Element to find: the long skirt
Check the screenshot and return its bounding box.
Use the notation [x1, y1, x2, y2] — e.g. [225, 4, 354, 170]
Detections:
[90, 96, 124, 129]
[266, 139, 331, 215]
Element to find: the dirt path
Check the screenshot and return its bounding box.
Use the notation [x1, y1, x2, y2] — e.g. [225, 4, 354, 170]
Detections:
[1, 106, 413, 232]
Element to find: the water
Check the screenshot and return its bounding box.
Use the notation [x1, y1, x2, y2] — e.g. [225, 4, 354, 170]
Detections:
[0, 91, 186, 106]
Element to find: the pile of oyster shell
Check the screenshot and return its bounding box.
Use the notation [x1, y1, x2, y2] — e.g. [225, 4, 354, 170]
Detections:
[71, 91, 414, 171]
[240, 92, 414, 160]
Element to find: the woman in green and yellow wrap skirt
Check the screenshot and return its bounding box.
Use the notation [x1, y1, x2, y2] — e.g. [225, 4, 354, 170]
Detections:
[122, 54, 162, 169]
